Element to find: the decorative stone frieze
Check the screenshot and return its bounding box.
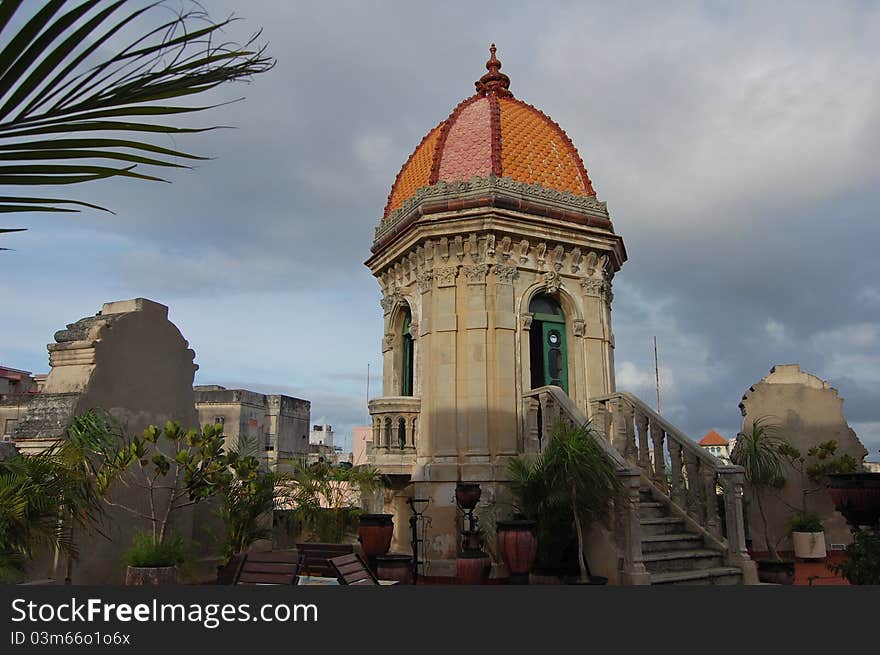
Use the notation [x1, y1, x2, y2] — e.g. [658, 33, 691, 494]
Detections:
[463, 263, 488, 284]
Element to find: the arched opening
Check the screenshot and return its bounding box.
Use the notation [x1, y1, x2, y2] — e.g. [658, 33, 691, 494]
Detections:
[401, 308, 414, 396]
[528, 294, 568, 393]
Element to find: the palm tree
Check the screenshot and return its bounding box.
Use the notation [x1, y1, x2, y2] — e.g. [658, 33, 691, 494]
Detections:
[0, 0, 273, 245]
[541, 419, 620, 583]
[0, 438, 102, 582]
[730, 417, 788, 560]
[219, 436, 293, 559]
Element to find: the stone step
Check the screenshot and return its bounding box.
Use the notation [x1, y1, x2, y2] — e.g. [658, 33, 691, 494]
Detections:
[637, 501, 667, 519]
[649, 567, 742, 586]
[638, 488, 656, 501]
[640, 516, 686, 536]
[641, 533, 704, 553]
[642, 549, 725, 573]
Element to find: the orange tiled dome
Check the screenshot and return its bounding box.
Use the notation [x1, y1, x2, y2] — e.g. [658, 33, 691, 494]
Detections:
[383, 45, 595, 219]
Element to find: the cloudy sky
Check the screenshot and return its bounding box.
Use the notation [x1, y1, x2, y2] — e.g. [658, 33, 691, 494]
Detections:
[2, 1, 878, 456]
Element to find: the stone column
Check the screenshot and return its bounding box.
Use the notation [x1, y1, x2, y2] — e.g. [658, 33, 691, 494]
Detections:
[429, 265, 458, 459]
[491, 264, 519, 456]
[462, 263, 489, 456]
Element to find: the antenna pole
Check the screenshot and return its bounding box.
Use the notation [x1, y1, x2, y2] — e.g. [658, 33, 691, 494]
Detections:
[653, 336, 661, 415]
[366, 362, 371, 423]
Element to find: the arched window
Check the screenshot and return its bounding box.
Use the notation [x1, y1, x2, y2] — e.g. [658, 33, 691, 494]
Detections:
[528, 294, 568, 393]
[397, 417, 406, 450]
[401, 308, 414, 396]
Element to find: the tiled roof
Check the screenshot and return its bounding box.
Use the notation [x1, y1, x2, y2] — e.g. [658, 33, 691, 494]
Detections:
[383, 46, 596, 219]
[699, 430, 729, 446]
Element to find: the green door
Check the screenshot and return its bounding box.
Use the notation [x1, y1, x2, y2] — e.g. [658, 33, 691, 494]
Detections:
[402, 312, 414, 396]
[541, 320, 568, 392]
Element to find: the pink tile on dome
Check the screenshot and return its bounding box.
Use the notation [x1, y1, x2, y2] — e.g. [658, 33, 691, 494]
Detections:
[438, 98, 493, 181]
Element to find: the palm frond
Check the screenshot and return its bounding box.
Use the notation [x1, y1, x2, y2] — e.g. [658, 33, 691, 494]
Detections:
[0, 0, 273, 236]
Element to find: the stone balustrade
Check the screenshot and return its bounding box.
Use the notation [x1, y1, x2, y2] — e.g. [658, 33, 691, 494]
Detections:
[367, 396, 420, 474]
[589, 392, 751, 564]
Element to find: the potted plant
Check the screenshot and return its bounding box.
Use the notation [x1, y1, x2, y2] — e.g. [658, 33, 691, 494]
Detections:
[787, 511, 826, 559]
[508, 418, 618, 585]
[123, 532, 185, 585]
[778, 440, 857, 560]
[87, 421, 231, 585]
[730, 417, 794, 584]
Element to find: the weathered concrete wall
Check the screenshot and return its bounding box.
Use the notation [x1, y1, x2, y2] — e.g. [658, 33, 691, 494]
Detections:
[15, 298, 215, 583]
[739, 364, 868, 552]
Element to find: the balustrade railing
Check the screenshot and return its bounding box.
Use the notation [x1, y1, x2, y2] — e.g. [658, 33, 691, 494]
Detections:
[589, 392, 750, 562]
[368, 397, 420, 451]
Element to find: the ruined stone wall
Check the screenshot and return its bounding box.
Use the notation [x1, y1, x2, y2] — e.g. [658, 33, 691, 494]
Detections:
[15, 298, 213, 583]
[739, 364, 868, 552]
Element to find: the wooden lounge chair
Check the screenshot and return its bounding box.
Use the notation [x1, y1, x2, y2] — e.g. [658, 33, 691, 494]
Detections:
[329, 553, 380, 585]
[232, 551, 302, 585]
[296, 542, 355, 577]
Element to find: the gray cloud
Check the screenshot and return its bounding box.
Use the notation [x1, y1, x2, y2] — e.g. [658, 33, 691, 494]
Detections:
[3, 1, 878, 456]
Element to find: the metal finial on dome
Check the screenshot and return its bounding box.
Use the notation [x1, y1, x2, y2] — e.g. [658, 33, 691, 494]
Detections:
[475, 43, 511, 97]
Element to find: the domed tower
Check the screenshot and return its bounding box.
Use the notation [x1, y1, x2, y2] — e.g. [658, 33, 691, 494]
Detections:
[366, 46, 626, 573]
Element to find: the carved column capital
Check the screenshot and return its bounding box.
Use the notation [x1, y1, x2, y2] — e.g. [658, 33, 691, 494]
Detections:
[572, 319, 585, 337]
[416, 271, 434, 293]
[382, 333, 394, 352]
[494, 264, 519, 284]
[521, 313, 534, 330]
[435, 266, 457, 287]
[463, 263, 488, 284]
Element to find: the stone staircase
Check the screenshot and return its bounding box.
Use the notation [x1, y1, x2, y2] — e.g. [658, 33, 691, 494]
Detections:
[638, 486, 743, 585]
[524, 386, 758, 584]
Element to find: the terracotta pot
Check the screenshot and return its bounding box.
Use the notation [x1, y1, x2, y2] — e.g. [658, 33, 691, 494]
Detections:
[125, 566, 177, 585]
[826, 473, 880, 528]
[455, 483, 482, 510]
[756, 559, 795, 585]
[376, 554, 413, 584]
[455, 551, 491, 585]
[792, 531, 827, 559]
[496, 520, 538, 583]
[357, 514, 394, 558]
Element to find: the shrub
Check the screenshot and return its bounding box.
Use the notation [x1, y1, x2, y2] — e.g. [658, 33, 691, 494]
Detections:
[830, 530, 880, 585]
[123, 533, 185, 568]
[787, 511, 823, 533]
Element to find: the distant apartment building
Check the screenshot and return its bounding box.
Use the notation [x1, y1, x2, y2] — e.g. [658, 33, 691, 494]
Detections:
[309, 423, 334, 447]
[194, 385, 310, 470]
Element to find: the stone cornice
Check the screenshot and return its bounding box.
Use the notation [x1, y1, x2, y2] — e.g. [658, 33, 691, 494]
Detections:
[374, 175, 612, 250]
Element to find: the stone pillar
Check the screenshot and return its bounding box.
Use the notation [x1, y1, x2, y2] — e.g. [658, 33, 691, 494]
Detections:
[462, 263, 489, 457]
